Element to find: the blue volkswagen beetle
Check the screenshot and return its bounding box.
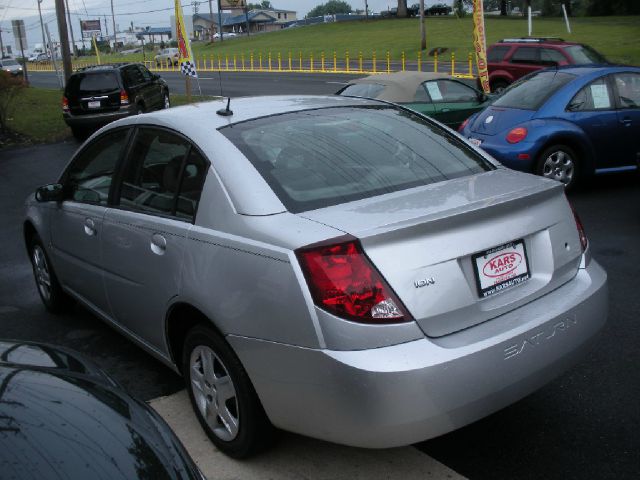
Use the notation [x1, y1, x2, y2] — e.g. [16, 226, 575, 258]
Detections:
[460, 65, 640, 189]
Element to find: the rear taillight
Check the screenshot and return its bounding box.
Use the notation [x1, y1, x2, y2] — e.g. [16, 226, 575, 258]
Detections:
[296, 237, 411, 324]
[62, 96, 69, 113]
[570, 205, 588, 252]
[506, 127, 527, 144]
[120, 90, 129, 105]
[458, 118, 469, 132]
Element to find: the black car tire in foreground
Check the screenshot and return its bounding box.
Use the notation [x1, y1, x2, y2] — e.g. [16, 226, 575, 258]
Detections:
[183, 324, 275, 458]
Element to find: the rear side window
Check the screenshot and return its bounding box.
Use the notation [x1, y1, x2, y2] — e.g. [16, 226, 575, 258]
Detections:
[494, 71, 575, 110]
[540, 48, 567, 65]
[338, 83, 385, 98]
[221, 106, 492, 213]
[117, 128, 207, 221]
[567, 77, 613, 112]
[564, 45, 607, 64]
[510, 47, 538, 64]
[613, 73, 640, 109]
[488, 46, 510, 63]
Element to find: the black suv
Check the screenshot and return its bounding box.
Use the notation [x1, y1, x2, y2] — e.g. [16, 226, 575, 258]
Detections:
[63, 63, 169, 139]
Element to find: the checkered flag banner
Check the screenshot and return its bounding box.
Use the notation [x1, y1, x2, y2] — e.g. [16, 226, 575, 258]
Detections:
[181, 60, 198, 78]
[175, 0, 198, 78]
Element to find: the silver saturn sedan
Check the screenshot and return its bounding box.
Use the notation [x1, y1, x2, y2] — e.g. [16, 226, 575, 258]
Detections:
[24, 96, 608, 458]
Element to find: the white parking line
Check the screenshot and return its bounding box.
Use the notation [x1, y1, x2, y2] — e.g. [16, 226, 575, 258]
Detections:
[150, 390, 467, 480]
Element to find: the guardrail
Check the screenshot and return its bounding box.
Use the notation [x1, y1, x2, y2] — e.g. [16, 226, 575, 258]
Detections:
[28, 50, 477, 78]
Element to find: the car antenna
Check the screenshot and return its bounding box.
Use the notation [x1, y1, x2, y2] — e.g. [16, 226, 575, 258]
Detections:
[217, 97, 233, 116]
[215, 63, 232, 116]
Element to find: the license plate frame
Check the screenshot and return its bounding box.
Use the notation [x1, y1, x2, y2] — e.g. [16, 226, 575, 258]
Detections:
[87, 100, 101, 109]
[468, 138, 482, 147]
[472, 240, 530, 298]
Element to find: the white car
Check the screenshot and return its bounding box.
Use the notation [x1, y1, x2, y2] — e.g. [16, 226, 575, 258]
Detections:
[154, 48, 179, 67]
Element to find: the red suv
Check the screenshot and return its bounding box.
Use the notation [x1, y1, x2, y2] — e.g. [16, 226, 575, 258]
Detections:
[487, 37, 608, 93]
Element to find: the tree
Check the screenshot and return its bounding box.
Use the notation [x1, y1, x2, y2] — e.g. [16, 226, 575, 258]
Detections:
[397, 0, 407, 18]
[246, 1, 273, 10]
[307, 1, 352, 17]
[0, 71, 25, 133]
[500, 0, 507, 15]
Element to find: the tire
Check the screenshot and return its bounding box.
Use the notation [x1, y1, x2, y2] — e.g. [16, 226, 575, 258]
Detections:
[491, 80, 509, 94]
[29, 236, 73, 314]
[535, 144, 580, 190]
[162, 92, 170, 109]
[183, 325, 274, 458]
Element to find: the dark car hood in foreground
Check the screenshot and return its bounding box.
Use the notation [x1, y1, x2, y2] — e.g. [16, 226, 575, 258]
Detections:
[0, 340, 200, 480]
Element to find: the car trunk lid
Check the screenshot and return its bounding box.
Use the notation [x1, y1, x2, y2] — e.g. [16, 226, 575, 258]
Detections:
[298, 169, 583, 337]
[468, 106, 535, 136]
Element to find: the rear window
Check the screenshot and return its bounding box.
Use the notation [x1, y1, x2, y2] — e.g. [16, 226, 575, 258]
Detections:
[68, 72, 120, 95]
[221, 106, 492, 213]
[338, 83, 386, 98]
[493, 71, 575, 110]
[564, 45, 608, 64]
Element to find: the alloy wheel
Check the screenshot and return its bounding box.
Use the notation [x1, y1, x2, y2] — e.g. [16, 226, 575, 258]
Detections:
[541, 149, 575, 186]
[32, 245, 52, 302]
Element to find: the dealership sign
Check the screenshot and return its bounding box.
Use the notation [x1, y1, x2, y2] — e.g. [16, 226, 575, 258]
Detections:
[219, 0, 247, 9]
[80, 19, 102, 38]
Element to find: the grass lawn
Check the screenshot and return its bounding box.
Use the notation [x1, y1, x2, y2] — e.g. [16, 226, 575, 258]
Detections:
[60, 16, 640, 68]
[4, 87, 217, 145]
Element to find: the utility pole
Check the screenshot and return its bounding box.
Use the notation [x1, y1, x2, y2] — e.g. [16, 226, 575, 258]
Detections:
[209, 0, 214, 40]
[55, 0, 73, 82]
[38, 0, 47, 53]
[110, 0, 117, 52]
[217, 0, 224, 42]
[64, 0, 76, 56]
[419, 0, 426, 50]
[365, 1, 369, 20]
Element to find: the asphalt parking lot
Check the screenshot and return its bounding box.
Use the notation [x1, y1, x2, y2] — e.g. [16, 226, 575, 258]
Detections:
[1, 140, 638, 479]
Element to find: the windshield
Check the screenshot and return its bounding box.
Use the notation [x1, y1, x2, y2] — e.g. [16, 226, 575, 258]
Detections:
[565, 45, 608, 64]
[221, 106, 493, 213]
[493, 71, 575, 110]
[338, 83, 386, 98]
[1, 59, 19, 66]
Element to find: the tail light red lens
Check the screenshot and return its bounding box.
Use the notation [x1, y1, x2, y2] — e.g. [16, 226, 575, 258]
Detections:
[120, 90, 129, 105]
[458, 118, 469, 132]
[62, 96, 69, 113]
[506, 127, 528, 144]
[296, 237, 412, 324]
[570, 205, 588, 252]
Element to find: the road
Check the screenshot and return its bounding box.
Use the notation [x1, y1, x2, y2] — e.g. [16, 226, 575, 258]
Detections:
[1, 141, 638, 480]
[28, 70, 363, 96]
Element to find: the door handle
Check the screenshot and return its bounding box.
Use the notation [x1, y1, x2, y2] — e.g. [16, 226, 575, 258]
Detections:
[83, 218, 97, 236]
[620, 118, 632, 126]
[441, 108, 451, 112]
[150, 233, 167, 255]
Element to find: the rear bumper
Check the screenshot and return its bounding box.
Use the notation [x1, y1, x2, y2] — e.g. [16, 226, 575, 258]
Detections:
[229, 259, 607, 448]
[63, 107, 134, 129]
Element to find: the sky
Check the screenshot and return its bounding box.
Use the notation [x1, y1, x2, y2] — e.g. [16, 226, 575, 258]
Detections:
[0, 0, 446, 52]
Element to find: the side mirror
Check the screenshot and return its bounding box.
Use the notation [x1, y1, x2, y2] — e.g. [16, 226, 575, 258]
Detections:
[35, 183, 64, 203]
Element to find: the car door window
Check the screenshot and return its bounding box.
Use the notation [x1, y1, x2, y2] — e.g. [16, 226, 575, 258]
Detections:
[613, 73, 640, 109]
[510, 47, 539, 64]
[423, 80, 477, 103]
[117, 128, 191, 217]
[567, 77, 613, 112]
[64, 129, 129, 205]
[123, 66, 144, 86]
[487, 46, 510, 63]
[540, 48, 566, 65]
[138, 65, 153, 82]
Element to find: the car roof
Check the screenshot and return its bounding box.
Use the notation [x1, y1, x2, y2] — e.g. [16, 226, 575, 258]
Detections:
[494, 37, 581, 47]
[74, 63, 138, 73]
[541, 64, 639, 76]
[346, 72, 461, 102]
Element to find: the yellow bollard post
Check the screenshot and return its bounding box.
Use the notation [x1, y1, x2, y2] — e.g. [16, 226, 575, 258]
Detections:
[250, 52, 254, 71]
[226, 55, 229, 71]
[346, 51, 350, 73]
[268, 52, 272, 71]
[321, 52, 325, 72]
[278, 52, 282, 71]
[299, 51, 303, 72]
[333, 51, 337, 72]
[402, 51, 405, 72]
[418, 51, 422, 72]
[359, 52, 363, 73]
[468, 52, 473, 77]
[310, 52, 314, 72]
[210, 55, 214, 71]
[288, 51, 292, 71]
[386, 51, 390, 73]
[241, 53, 245, 71]
[259, 52, 263, 71]
[451, 52, 455, 76]
[234, 54, 237, 71]
[434, 51, 438, 72]
[373, 51, 377, 73]
[218, 54, 222, 71]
